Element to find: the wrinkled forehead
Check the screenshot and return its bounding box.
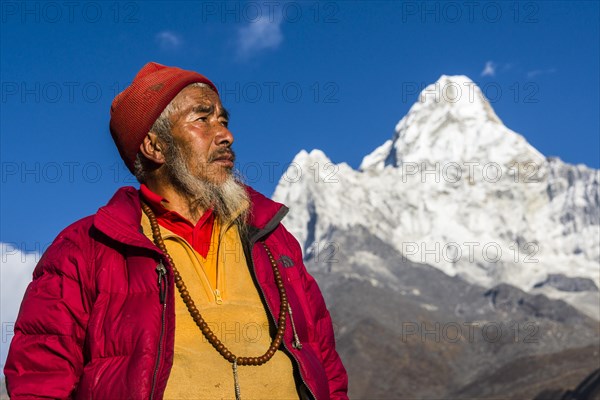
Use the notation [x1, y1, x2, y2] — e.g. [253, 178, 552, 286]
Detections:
[177, 85, 222, 110]
[169, 84, 228, 122]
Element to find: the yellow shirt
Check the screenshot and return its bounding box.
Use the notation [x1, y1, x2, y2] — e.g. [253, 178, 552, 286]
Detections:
[141, 212, 299, 400]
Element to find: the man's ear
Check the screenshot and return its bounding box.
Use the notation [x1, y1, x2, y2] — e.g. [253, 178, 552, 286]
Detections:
[139, 132, 166, 165]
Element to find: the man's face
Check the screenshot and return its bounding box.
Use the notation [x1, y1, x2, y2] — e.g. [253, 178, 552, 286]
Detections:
[167, 85, 234, 185]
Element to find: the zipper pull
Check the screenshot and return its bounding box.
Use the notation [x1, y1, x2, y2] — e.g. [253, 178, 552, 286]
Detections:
[214, 289, 223, 305]
[156, 261, 167, 304]
[156, 261, 167, 284]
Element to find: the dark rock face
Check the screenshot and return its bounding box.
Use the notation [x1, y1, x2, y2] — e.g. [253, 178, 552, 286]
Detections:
[454, 346, 600, 399]
[484, 283, 593, 323]
[306, 226, 600, 399]
[534, 273, 599, 292]
[566, 369, 600, 400]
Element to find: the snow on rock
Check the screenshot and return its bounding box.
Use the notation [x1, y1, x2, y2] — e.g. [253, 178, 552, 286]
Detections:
[273, 75, 600, 316]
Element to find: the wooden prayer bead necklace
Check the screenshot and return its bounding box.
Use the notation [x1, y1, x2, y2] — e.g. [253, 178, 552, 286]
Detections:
[142, 201, 288, 397]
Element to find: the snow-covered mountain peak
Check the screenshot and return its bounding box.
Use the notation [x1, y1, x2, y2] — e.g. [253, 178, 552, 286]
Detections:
[273, 148, 345, 226]
[274, 75, 600, 319]
[360, 75, 544, 171]
[412, 75, 501, 124]
[290, 148, 332, 166]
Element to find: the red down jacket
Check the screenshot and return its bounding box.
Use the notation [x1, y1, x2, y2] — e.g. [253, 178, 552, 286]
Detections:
[4, 186, 348, 399]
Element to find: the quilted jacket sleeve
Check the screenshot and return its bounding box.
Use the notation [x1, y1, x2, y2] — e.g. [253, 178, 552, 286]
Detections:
[4, 226, 93, 399]
[280, 226, 349, 400]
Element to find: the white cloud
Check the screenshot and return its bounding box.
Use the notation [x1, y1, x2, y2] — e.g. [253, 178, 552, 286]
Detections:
[236, 15, 283, 60]
[1, 243, 38, 375]
[527, 68, 557, 78]
[155, 30, 182, 50]
[481, 61, 497, 77]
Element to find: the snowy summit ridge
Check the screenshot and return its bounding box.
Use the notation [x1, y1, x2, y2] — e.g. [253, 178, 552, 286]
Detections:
[360, 75, 543, 171]
[273, 75, 600, 319]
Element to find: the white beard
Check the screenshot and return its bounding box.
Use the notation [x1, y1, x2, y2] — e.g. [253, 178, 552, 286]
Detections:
[163, 138, 250, 229]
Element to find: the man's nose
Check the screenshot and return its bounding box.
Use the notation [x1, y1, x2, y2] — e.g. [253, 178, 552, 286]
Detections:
[215, 125, 234, 146]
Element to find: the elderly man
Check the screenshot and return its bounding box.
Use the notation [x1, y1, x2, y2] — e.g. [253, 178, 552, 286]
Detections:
[4, 63, 348, 400]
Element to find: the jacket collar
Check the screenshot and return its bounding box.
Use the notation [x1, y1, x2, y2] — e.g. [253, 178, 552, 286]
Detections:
[245, 185, 289, 243]
[93, 186, 288, 249]
[93, 187, 157, 252]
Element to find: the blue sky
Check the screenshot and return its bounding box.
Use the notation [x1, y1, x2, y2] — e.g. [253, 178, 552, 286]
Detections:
[1, 0, 599, 250]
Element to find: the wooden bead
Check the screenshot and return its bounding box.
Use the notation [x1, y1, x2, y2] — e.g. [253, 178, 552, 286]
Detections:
[142, 202, 290, 369]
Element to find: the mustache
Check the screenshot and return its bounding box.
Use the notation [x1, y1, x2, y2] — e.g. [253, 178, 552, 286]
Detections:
[208, 148, 235, 163]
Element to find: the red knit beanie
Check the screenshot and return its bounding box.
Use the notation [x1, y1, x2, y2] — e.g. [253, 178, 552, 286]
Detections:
[109, 62, 219, 173]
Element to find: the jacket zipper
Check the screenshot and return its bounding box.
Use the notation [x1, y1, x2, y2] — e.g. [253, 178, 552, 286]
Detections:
[150, 260, 168, 400]
[246, 240, 318, 400]
[214, 288, 223, 304]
